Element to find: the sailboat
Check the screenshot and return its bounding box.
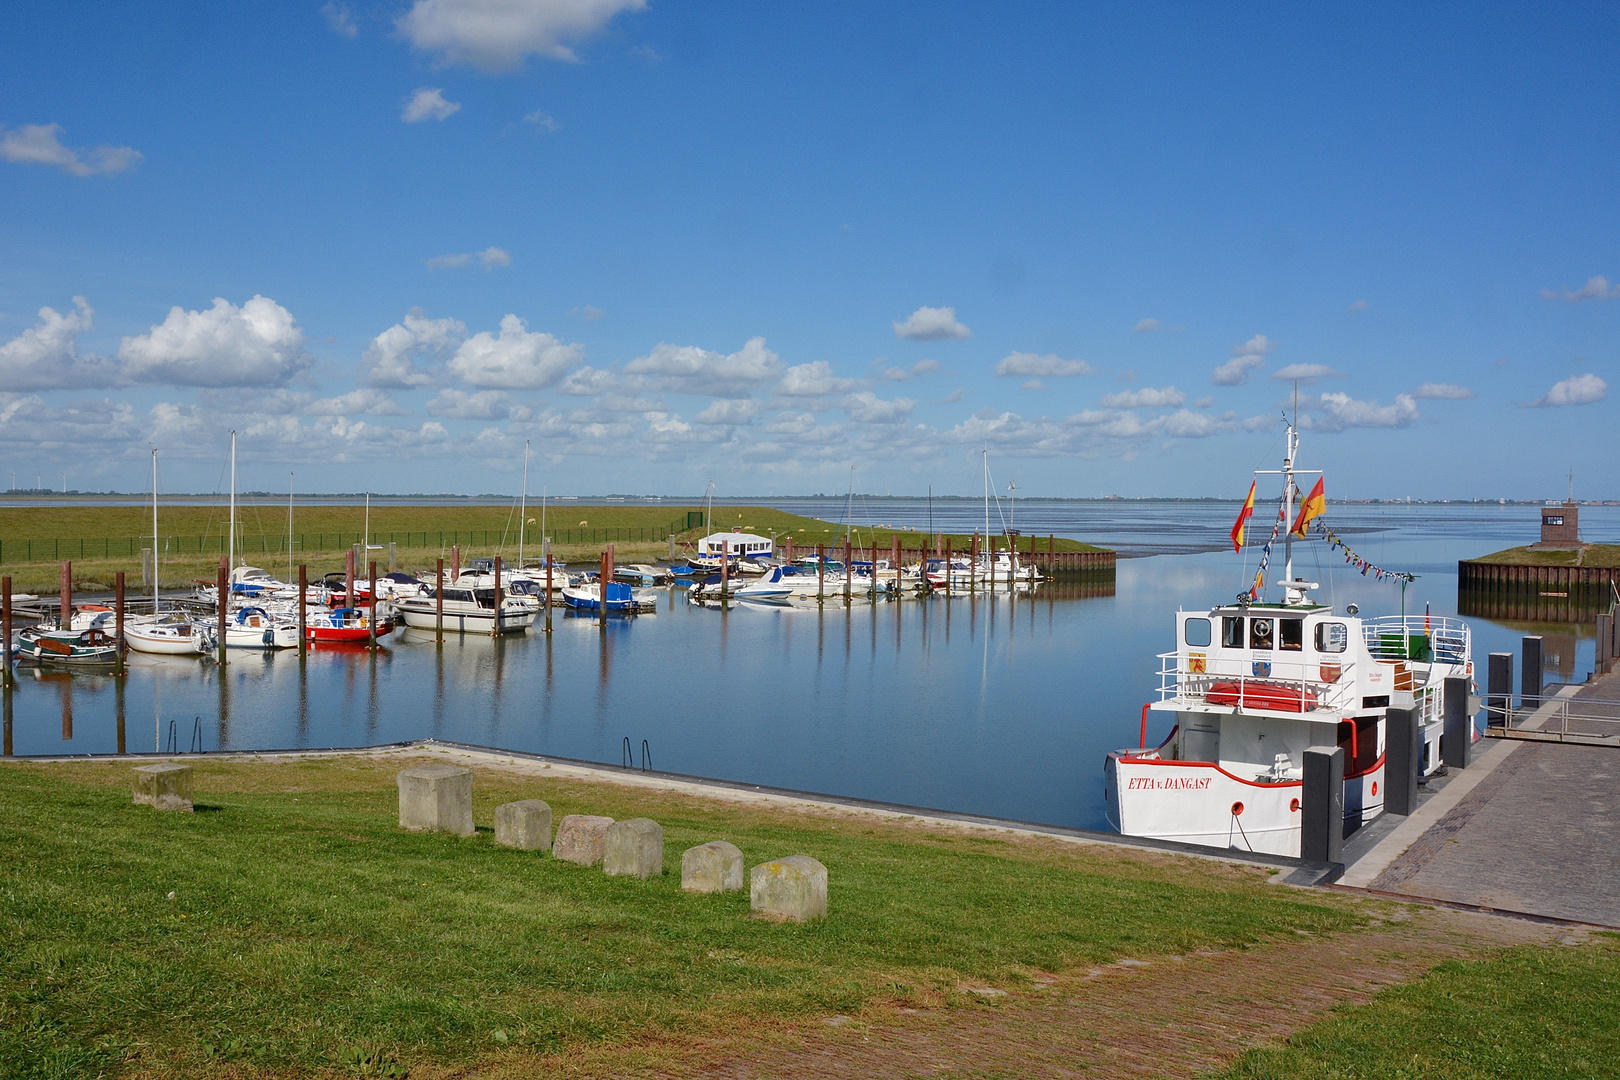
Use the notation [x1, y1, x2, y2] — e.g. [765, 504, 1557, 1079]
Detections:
[126, 449, 215, 655]
[1103, 421, 1474, 856]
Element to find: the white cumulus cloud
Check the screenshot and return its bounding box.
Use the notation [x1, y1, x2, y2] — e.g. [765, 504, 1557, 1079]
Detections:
[1528, 373, 1607, 407]
[426, 388, 513, 419]
[1271, 363, 1341, 382]
[363, 310, 466, 387]
[1540, 276, 1620, 302]
[402, 87, 461, 123]
[776, 361, 862, 398]
[694, 399, 761, 425]
[397, 0, 647, 70]
[1097, 386, 1186, 408]
[873, 357, 939, 381]
[449, 315, 583, 389]
[624, 336, 784, 397]
[994, 352, 1093, 378]
[893, 305, 971, 341]
[305, 388, 407, 416]
[1133, 318, 1184, 333]
[0, 123, 141, 176]
[119, 296, 311, 387]
[322, 1, 358, 36]
[1410, 382, 1476, 400]
[0, 297, 118, 390]
[1212, 334, 1273, 385]
[424, 246, 510, 270]
[523, 108, 560, 132]
[841, 391, 915, 423]
[1310, 391, 1420, 431]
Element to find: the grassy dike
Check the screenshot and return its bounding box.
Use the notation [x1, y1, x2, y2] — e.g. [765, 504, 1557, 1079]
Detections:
[0, 503, 1107, 594]
[2, 754, 1349, 1079]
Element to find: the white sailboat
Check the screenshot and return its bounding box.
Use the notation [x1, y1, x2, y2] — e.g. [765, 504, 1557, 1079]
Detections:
[126, 448, 214, 656]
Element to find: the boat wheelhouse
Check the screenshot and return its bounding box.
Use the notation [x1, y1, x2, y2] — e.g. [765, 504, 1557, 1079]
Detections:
[1102, 422, 1474, 857]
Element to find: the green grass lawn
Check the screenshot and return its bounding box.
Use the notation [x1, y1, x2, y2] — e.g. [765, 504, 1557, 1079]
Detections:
[1218, 933, 1620, 1079]
[1468, 544, 1620, 567]
[0, 504, 1108, 593]
[2, 756, 1338, 1078]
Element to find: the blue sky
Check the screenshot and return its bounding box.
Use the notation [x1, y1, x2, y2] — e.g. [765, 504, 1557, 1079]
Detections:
[2, 2, 1617, 499]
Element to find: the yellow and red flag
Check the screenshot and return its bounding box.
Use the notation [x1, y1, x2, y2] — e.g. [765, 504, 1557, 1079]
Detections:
[1291, 477, 1326, 537]
[1230, 480, 1256, 551]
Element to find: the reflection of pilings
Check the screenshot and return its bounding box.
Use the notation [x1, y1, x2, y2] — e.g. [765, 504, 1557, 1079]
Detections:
[116, 674, 126, 755]
[1458, 586, 1608, 626]
[60, 678, 72, 741]
[3, 685, 11, 756]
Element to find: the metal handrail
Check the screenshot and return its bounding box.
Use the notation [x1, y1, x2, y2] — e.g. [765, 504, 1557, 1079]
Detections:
[1491, 693, 1620, 743]
[1158, 651, 1360, 712]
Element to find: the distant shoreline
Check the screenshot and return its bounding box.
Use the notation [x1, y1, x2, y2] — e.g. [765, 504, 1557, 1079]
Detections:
[2, 494, 1609, 508]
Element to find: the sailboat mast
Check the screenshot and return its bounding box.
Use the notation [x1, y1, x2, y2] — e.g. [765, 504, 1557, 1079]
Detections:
[519, 440, 529, 569]
[982, 449, 990, 558]
[228, 430, 236, 573]
[288, 471, 294, 582]
[151, 449, 159, 614]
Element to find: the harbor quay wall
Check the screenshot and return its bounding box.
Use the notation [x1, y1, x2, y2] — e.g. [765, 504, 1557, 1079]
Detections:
[1457, 561, 1618, 624]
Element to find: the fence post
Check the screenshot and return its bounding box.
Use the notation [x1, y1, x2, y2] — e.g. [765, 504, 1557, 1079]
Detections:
[1301, 745, 1345, 863]
[1442, 675, 1471, 769]
[1384, 707, 1420, 815]
[1521, 635, 1543, 703]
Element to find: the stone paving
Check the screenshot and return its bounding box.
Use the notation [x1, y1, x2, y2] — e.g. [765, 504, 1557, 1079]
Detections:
[1364, 668, 1620, 926]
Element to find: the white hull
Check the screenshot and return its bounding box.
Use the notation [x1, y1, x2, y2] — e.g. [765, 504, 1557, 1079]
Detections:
[125, 625, 210, 655]
[397, 603, 535, 634]
[1104, 749, 1383, 858]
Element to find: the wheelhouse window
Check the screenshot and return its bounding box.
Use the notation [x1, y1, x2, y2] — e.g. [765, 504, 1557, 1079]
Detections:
[1314, 622, 1348, 654]
[1222, 616, 1244, 648]
[1184, 617, 1211, 647]
[1279, 619, 1303, 651]
[1248, 618, 1275, 650]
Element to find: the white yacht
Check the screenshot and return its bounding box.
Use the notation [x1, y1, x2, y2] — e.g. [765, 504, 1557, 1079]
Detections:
[1104, 424, 1473, 857]
[395, 584, 536, 634]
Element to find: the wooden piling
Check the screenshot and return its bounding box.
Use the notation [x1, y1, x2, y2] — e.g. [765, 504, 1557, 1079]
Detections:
[493, 555, 504, 636]
[942, 537, 952, 594]
[892, 534, 902, 597]
[970, 533, 978, 593]
[216, 557, 228, 664]
[59, 560, 71, 630]
[114, 572, 125, 674]
[368, 560, 378, 648]
[297, 564, 307, 655]
[543, 538, 552, 633]
[817, 544, 825, 604]
[435, 558, 444, 644]
[843, 536, 852, 603]
[720, 539, 729, 603]
[1, 577, 11, 688]
[452, 544, 461, 581]
[345, 548, 355, 608]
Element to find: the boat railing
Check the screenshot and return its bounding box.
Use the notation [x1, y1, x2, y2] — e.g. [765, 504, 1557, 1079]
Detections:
[1158, 651, 1361, 713]
[1361, 614, 1471, 666]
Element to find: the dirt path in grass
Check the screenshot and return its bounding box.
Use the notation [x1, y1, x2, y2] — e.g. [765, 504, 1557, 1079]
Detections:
[497, 906, 1561, 1080]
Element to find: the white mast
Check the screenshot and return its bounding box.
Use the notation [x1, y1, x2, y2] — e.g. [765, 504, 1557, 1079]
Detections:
[288, 471, 294, 582]
[228, 430, 236, 573]
[1282, 421, 1296, 588]
[982, 448, 990, 557]
[365, 492, 370, 555]
[151, 449, 159, 614]
[519, 440, 529, 569]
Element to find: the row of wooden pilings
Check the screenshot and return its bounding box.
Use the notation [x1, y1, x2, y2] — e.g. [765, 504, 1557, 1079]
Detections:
[776, 533, 1115, 574]
[1457, 560, 1620, 592]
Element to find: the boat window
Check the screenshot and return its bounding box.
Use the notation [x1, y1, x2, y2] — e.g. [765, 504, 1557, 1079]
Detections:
[1222, 616, 1244, 648]
[1279, 619, 1303, 652]
[1315, 622, 1348, 653]
[1184, 617, 1211, 647]
[1248, 618, 1274, 650]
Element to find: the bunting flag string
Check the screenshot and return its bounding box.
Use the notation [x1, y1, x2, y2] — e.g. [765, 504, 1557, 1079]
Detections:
[1247, 499, 1289, 599]
[1314, 520, 1418, 584]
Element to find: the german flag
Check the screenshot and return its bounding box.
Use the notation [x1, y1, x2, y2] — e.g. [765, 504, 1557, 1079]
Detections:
[1291, 477, 1326, 537]
[1229, 480, 1256, 552]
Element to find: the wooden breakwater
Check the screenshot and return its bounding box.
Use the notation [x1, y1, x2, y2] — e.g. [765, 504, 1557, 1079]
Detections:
[1457, 560, 1619, 624]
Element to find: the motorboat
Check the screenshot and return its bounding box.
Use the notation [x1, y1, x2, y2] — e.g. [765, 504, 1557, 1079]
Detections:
[305, 606, 393, 644]
[562, 581, 640, 613]
[126, 615, 214, 655]
[1103, 421, 1473, 857]
[734, 565, 797, 601]
[212, 605, 300, 649]
[394, 586, 536, 634]
[15, 626, 119, 665]
[615, 564, 671, 586]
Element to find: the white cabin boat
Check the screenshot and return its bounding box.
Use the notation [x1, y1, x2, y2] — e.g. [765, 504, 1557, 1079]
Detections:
[1103, 424, 1473, 857]
[395, 586, 536, 634]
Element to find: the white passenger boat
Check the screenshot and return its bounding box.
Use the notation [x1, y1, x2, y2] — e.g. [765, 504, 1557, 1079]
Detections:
[1103, 423, 1473, 857]
[395, 585, 536, 634]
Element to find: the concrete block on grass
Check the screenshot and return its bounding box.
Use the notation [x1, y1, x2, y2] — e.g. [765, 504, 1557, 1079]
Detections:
[554, 814, 615, 867]
[133, 763, 193, 811]
[604, 818, 663, 879]
[494, 799, 552, 851]
[682, 841, 744, 893]
[396, 764, 474, 836]
[750, 856, 827, 921]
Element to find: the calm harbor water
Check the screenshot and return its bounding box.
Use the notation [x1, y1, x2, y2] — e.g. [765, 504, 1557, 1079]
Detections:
[6, 502, 1615, 831]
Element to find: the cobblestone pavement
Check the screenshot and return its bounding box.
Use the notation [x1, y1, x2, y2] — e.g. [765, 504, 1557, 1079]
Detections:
[1366, 669, 1620, 925]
